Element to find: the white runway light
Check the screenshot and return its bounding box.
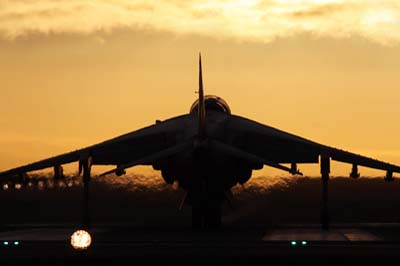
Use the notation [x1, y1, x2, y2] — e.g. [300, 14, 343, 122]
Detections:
[70, 230, 92, 250]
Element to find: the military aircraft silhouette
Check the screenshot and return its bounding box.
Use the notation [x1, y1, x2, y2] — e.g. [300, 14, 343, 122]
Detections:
[1, 54, 399, 230]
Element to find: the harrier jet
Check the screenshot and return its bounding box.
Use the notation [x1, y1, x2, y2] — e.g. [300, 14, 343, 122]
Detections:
[1, 54, 399, 230]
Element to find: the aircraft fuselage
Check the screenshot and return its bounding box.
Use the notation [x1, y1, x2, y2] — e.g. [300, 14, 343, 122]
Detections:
[154, 96, 260, 196]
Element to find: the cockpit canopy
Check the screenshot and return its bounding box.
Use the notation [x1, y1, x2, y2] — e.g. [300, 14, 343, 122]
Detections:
[190, 95, 231, 114]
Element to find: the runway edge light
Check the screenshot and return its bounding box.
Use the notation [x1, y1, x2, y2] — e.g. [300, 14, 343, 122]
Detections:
[71, 230, 92, 250]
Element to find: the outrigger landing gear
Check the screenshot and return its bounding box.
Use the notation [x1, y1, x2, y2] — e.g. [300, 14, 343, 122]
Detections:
[81, 156, 92, 230]
[320, 154, 330, 231]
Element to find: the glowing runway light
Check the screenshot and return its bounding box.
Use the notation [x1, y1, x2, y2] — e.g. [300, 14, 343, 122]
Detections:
[3, 241, 9, 246]
[2, 184, 8, 190]
[71, 230, 92, 250]
[14, 241, 19, 246]
[302, 241, 308, 246]
[291, 241, 297, 246]
[47, 180, 54, 189]
[58, 181, 66, 188]
[38, 181, 45, 190]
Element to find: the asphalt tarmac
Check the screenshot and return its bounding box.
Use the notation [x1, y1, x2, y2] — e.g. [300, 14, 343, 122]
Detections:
[2, 176, 400, 264]
[1, 223, 400, 265]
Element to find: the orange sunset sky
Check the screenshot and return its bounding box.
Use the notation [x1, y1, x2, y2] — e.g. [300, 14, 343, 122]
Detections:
[0, 0, 400, 178]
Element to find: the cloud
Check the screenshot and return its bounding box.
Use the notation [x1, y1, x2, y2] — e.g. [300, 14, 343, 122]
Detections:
[290, 3, 346, 18]
[0, 0, 399, 45]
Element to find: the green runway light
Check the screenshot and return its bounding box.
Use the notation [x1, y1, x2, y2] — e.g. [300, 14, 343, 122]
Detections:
[301, 241, 308, 245]
[3, 241, 8, 246]
[14, 241, 19, 246]
[291, 241, 297, 246]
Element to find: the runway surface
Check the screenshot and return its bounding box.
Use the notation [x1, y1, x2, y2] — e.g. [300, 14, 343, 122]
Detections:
[0, 223, 400, 264]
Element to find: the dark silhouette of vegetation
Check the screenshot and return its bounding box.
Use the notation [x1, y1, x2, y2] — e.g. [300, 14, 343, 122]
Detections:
[1, 175, 399, 227]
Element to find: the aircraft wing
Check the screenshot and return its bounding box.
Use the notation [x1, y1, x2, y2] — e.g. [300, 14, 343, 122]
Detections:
[226, 114, 400, 174]
[0, 114, 192, 179]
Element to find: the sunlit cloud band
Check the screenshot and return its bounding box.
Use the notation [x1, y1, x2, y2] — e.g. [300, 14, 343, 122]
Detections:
[1, 0, 400, 44]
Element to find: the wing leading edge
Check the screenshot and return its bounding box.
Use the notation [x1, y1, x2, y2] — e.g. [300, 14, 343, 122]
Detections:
[226, 114, 400, 175]
[0, 114, 191, 179]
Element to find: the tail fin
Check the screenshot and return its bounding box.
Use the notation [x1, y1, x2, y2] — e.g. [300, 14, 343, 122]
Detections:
[198, 53, 206, 138]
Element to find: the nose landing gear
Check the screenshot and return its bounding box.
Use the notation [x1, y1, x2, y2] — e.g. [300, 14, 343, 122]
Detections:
[191, 176, 223, 231]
